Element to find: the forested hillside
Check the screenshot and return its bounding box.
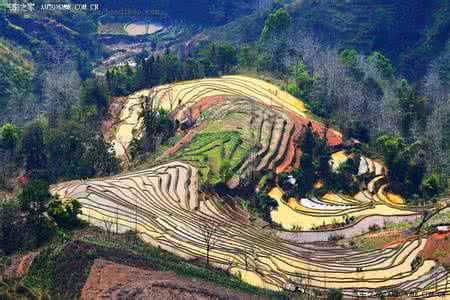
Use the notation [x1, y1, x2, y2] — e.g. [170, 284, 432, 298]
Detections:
[88, 0, 264, 25]
[0, 7, 99, 123]
[213, 0, 450, 79]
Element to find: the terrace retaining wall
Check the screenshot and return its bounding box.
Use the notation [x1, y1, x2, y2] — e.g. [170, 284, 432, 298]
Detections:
[278, 214, 421, 243]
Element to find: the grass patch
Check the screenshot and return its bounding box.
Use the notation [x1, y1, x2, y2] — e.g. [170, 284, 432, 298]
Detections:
[171, 111, 253, 185]
[351, 230, 404, 251]
[174, 131, 250, 185]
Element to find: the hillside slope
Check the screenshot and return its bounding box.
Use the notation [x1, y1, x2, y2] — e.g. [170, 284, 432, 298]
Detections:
[211, 0, 450, 79]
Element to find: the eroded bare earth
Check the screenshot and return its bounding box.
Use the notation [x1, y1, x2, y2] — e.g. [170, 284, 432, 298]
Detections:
[81, 259, 260, 300]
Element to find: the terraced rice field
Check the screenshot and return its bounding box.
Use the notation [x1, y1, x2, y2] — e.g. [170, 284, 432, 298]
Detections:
[124, 22, 163, 36]
[110, 75, 342, 160]
[58, 75, 450, 297]
[50, 161, 450, 297]
[269, 151, 414, 230]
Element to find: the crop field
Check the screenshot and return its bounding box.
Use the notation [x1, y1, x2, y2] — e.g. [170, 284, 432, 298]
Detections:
[97, 22, 163, 36]
[110, 75, 342, 159]
[96, 23, 127, 35]
[124, 22, 163, 36]
[269, 151, 416, 231]
[51, 161, 450, 297]
[51, 76, 450, 297]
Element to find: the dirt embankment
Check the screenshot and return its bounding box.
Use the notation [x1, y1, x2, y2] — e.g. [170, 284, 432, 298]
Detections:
[419, 233, 450, 266]
[3, 252, 37, 279]
[81, 259, 258, 300]
[102, 96, 128, 141]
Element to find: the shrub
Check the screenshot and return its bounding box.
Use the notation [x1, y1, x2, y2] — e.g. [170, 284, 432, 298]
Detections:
[368, 224, 381, 232]
[411, 256, 423, 270]
[47, 198, 82, 230]
[287, 82, 301, 98]
[421, 174, 441, 198]
[327, 288, 343, 300]
[328, 234, 344, 242]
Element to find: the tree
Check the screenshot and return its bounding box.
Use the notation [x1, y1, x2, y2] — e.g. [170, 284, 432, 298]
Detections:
[0, 148, 16, 190]
[0, 123, 19, 189]
[296, 124, 316, 196]
[80, 78, 109, 116]
[316, 137, 332, 186]
[339, 48, 363, 78]
[199, 219, 222, 267]
[259, 8, 291, 73]
[397, 79, 426, 142]
[46, 122, 85, 181]
[45, 122, 119, 181]
[18, 180, 54, 248]
[0, 123, 20, 151]
[83, 135, 120, 177]
[260, 8, 291, 43]
[238, 45, 257, 70]
[142, 92, 161, 152]
[377, 135, 432, 198]
[18, 180, 51, 223]
[289, 62, 318, 100]
[366, 52, 394, 80]
[254, 192, 278, 222]
[48, 198, 82, 229]
[0, 201, 23, 254]
[198, 43, 238, 75]
[182, 57, 205, 80]
[44, 62, 81, 127]
[327, 289, 343, 300]
[138, 91, 176, 155]
[159, 51, 182, 84]
[21, 123, 47, 178]
[209, 43, 238, 74]
[421, 173, 441, 198]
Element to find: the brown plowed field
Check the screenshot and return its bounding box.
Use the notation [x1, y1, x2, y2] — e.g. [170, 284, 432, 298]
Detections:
[81, 259, 261, 300]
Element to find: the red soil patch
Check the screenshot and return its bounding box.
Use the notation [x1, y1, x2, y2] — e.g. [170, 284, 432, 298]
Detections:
[191, 95, 225, 119]
[3, 253, 37, 279]
[157, 130, 196, 161]
[81, 259, 259, 300]
[286, 111, 343, 147]
[276, 111, 343, 173]
[419, 233, 450, 266]
[276, 124, 302, 173]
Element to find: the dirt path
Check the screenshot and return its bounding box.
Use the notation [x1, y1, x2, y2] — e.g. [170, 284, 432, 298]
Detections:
[81, 259, 262, 300]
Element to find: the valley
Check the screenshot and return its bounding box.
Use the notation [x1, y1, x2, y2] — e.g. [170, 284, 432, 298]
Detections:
[1, 1, 450, 299]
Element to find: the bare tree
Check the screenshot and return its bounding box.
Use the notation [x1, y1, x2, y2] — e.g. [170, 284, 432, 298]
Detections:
[44, 62, 81, 127]
[103, 218, 113, 241]
[199, 219, 223, 267]
[422, 64, 450, 175]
